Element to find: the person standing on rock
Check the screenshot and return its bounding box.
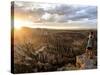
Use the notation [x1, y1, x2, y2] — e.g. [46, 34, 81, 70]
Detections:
[86, 32, 94, 59]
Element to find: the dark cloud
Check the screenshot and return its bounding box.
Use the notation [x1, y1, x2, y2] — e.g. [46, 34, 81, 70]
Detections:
[69, 6, 97, 21]
[40, 4, 97, 23]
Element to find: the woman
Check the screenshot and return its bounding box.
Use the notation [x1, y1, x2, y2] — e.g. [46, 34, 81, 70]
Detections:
[86, 32, 94, 59]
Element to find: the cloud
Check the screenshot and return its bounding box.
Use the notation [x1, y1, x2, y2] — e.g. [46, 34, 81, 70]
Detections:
[41, 12, 67, 22]
[14, 1, 97, 28]
[41, 13, 52, 20]
[69, 6, 97, 20]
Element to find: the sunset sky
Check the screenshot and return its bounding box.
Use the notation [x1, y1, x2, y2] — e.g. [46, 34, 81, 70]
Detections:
[12, 1, 97, 29]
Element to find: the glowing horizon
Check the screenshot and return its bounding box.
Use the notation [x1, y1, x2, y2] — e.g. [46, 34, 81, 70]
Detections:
[14, 19, 97, 30]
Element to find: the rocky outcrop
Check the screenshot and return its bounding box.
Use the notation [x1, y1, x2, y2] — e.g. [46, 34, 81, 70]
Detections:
[76, 53, 97, 69]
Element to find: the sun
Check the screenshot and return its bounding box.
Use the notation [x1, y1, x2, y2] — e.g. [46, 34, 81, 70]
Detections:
[14, 18, 34, 29]
[14, 19, 24, 29]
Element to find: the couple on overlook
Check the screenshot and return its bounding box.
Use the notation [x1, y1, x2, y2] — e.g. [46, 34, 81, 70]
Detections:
[86, 31, 96, 59]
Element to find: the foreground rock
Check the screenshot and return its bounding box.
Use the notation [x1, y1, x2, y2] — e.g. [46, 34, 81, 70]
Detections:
[76, 53, 97, 69]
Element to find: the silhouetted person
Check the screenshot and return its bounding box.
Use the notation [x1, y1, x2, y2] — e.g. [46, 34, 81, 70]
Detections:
[86, 32, 94, 59]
